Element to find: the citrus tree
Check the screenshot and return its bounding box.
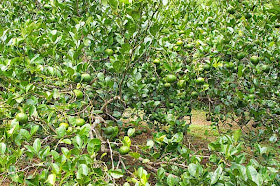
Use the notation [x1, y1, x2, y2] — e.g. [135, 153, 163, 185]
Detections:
[0, 0, 279, 185]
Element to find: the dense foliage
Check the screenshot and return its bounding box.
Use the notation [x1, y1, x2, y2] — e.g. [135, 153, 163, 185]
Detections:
[0, 0, 279, 185]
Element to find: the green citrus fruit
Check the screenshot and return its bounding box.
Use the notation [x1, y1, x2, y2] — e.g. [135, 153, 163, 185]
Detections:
[191, 91, 199, 98]
[104, 126, 115, 135]
[237, 52, 246, 60]
[151, 77, 157, 83]
[15, 113, 28, 124]
[203, 64, 211, 71]
[176, 40, 183, 46]
[74, 89, 83, 99]
[250, 56, 259, 65]
[59, 122, 69, 128]
[44, 4, 51, 10]
[225, 62, 235, 70]
[76, 118, 85, 126]
[105, 49, 113, 56]
[165, 74, 177, 83]
[119, 146, 130, 155]
[153, 58, 160, 65]
[195, 77, 205, 85]
[81, 73, 92, 82]
[177, 80, 186, 88]
[186, 44, 194, 50]
[164, 83, 171, 88]
[179, 30, 185, 34]
[248, 94, 255, 99]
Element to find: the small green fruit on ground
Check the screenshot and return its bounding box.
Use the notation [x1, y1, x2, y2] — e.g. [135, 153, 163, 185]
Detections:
[250, 56, 259, 65]
[165, 74, 177, 83]
[76, 118, 85, 126]
[74, 89, 83, 99]
[119, 146, 130, 155]
[81, 73, 92, 82]
[15, 113, 28, 124]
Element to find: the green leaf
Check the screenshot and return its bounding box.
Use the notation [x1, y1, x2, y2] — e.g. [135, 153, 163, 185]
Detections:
[79, 164, 89, 176]
[109, 169, 124, 179]
[238, 65, 243, 77]
[56, 126, 66, 138]
[33, 138, 41, 154]
[30, 125, 39, 136]
[188, 163, 201, 177]
[51, 163, 60, 175]
[246, 166, 261, 185]
[46, 174, 56, 185]
[15, 97, 24, 103]
[127, 128, 135, 137]
[87, 138, 101, 155]
[233, 129, 242, 142]
[211, 165, 223, 184]
[162, 0, 168, 6]
[61, 139, 72, 145]
[73, 135, 83, 149]
[129, 152, 140, 159]
[167, 174, 179, 186]
[146, 140, 154, 149]
[0, 143, 6, 154]
[112, 60, 123, 73]
[77, 164, 89, 179]
[123, 136, 131, 147]
[108, 0, 118, 9]
[101, 0, 108, 5]
[7, 119, 19, 137]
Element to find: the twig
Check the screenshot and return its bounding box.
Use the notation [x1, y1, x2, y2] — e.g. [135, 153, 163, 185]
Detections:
[107, 139, 115, 170]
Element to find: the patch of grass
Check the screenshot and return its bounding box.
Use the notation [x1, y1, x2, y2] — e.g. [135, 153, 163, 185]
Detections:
[188, 124, 219, 142]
